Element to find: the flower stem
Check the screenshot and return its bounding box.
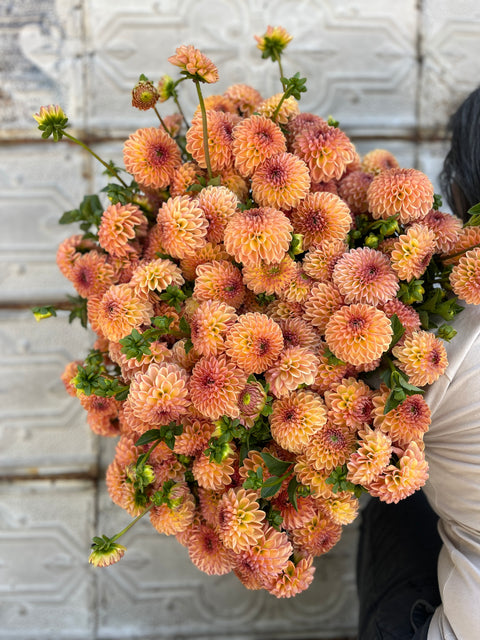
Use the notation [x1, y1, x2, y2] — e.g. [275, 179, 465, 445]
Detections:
[63, 132, 128, 187]
[110, 504, 154, 543]
[271, 92, 287, 123]
[194, 78, 213, 181]
[442, 241, 480, 261]
[153, 106, 172, 136]
[274, 52, 286, 90]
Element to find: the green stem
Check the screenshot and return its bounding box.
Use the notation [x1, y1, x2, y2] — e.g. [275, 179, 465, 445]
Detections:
[63, 132, 128, 187]
[194, 79, 213, 181]
[173, 95, 190, 130]
[271, 91, 288, 123]
[153, 106, 172, 137]
[110, 504, 154, 543]
[274, 52, 286, 90]
[443, 241, 480, 261]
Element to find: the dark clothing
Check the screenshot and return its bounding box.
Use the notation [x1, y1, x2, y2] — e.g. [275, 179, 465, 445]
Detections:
[357, 491, 442, 639]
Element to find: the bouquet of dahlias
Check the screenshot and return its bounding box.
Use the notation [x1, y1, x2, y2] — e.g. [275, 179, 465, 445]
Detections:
[33, 26, 480, 598]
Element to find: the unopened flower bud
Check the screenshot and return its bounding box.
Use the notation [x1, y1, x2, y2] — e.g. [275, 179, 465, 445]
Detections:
[365, 234, 379, 249]
[89, 540, 126, 567]
[255, 26, 292, 61]
[33, 105, 68, 141]
[132, 76, 159, 110]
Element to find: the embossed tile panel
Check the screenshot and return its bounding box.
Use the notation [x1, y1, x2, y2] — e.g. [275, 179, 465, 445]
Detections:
[0, 143, 90, 303]
[85, 0, 417, 137]
[0, 479, 95, 639]
[95, 481, 358, 639]
[0, 311, 97, 476]
[418, 140, 451, 201]
[0, 0, 86, 138]
[420, 0, 480, 135]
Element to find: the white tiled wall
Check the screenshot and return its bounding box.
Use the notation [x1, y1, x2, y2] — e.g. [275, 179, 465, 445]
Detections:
[2, 1, 480, 638]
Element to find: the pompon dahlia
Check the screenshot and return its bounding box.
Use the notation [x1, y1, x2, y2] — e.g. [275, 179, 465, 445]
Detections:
[305, 422, 356, 472]
[223, 207, 293, 267]
[179, 242, 230, 281]
[170, 162, 206, 197]
[325, 377, 373, 430]
[257, 93, 300, 124]
[232, 115, 286, 177]
[294, 454, 334, 500]
[292, 122, 357, 183]
[217, 488, 265, 552]
[189, 354, 248, 419]
[187, 523, 235, 575]
[56, 234, 96, 278]
[193, 94, 237, 117]
[142, 223, 167, 262]
[281, 267, 315, 304]
[285, 112, 326, 146]
[312, 344, 354, 394]
[68, 251, 115, 298]
[225, 312, 284, 374]
[369, 441, 428, 503]
[157, 195, 208, 259]
[291, 192, 352, 249]
[267, 556, 315, 598]
[127, 362, 189, 425]
[186, 111, 239, 172]
[96, 284, 153, 342]
[380, 298, 421, 335]
[390, 223, 436, 281]
[392, 330, 447, 387]
[265, 347, 319, 398]
[367, 168, 434, 224]
[190, 299, 237, 357]
[325, 303, 393, 366]
[332, 247, 399, 306]
[170, 338, 202, 371]
[123, 127, 181, 189]
[61, 360, 82, 396]
[198, 488, 224, 526]
[442, 226, 480, 265]
[150, 483, 196, 535]
[422, 209, 462, 254]
[320, 491, 359, 526]
[130, 258, 184, 297]
[197, 185, 238, 244]
[270, 389, 327, 454]
[450, 247, 480, 304]
[337, 170, 373, 214]
[237, 526, 292, 587]
[271, 491, 318, 531]
[361, 148, 400, 175]
[98, 203, 147, 258]
[219, 166, 250, 201]
[277, 317, 322, 351]
[302, 240, 348, 282]
[193, 447, 236, 491]
[251, 152, 310, 210]
[242, 255, 297, 296]
[290, 513, 342, 557]
[224, 83, 263, 116]
[193, 260, 245, 309]
[168, 44, 219, 83]
[174, 416, 215, 456]
[266, 299, 305, 321]
[381, 394, 431, 446]
[237, 382, 267, 427]
[303, 282, 344, 334]
[347, 426, 392, 485]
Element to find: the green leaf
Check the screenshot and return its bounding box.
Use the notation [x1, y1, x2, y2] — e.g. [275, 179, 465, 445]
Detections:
[287, 476, 300, 511]
[260, 452, 292, 477]
[467, 202, 480, 215]
[134, 429, 162, 446]
[388, 314, 405, 349]
[260, 477, 283, 499]
[433, 193, 443, 210]
[183, 338, 194, 354]
[59, 209, 82, 224]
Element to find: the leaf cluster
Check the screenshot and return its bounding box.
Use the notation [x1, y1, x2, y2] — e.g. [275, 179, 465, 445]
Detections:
[59, 195, 103, 239]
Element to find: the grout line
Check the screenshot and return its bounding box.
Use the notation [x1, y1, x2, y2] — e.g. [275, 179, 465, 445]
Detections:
[414, 0, 425, 166]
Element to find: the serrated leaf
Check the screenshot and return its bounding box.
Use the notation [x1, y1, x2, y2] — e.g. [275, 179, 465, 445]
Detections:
[260, 452, 292, 476]
[389, 314, 405, 349]
[59, 209, 81, 224]
[260, 478, 283, 499]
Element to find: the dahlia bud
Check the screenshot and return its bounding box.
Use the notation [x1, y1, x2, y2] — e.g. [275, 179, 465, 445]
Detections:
[131, 75, 159, 110]
[255, 26, 292, 61]
[158, 75, 177, 102]
[33, 105, 68, 141]
[89, 538, 126, 567]
[364, 234, 379, 249]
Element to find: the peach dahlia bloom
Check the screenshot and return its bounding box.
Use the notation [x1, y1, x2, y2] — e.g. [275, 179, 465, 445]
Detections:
[251, 152, 310, 210]
[450, 247, 480, 305]
[232, 115, 286, 177]
[123, 127, 181, 189]
[197, 185, 238, 244]
[325, 377, 374, 429]
[150, 483, 196, 535]
[380, 394, 431, 446]
[242, 255, 297, 296]
[369, 441, 428, 503]
[217, 488, 265, 552]
[237, 526, 292, 587]
[189, 354, 247, 419]
[267, 556, 315, 598]
[68, 251, 115, 298]
[270, 389, 327, 454]
[325, 303, 393, 366]
[290, 513, 342, 557]
[347, 426, 392, 485]
[303, 282, 344, 334]
[168, 44, 219, 83]
[96, 284, 153, 342]
[130, 258, 184, 297]
[292, 191, 352, 249]
[98, 203, 147, 258]
[265, 347, 319, 398]
[186, 111, 239, 172]
[367, 168, 434, 225]
[224, 206, 293, 267]
[157, 195, 208, 259]
[225, 312, 284, 374]
[392, 330, 447, 387]
[422, 209, 462, 254]
[224, 83, 263, 116]
[302, 240, 348, 282]
[337, 170, 373, 214]
[390, 223, 436, 281]
[189, 299, 237, 357]
[257, 93, 300, 124]
[192, 447, 236, 491]
[193, 260, 245, 309]
[179, 242, 231, 282]
[187, 523, 235, 575]
[361, 148, 399, 175]
[127, 362, 189, 425]
[332, 247, 399, 306]
[305, 422, 356, 473]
